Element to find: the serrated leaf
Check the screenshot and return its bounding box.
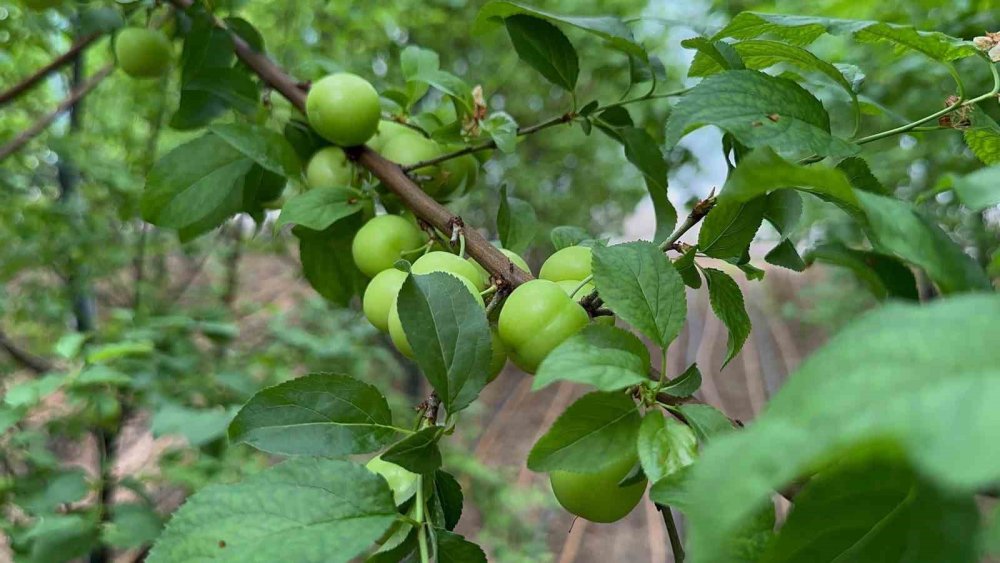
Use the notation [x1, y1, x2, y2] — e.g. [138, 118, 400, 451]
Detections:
[474, 2, 646, 60]
[804, 243, 918, 300]
[382, 427, 442, 474]
[294, 219, 367, 306]
[533, 324, 651, 392]
[964, 107, 1000, 165]
[436, 530, 487, 563]
[592, 241, 686, 347]
[151, 404, 236, 447]
[698, 198, 766, 261]
[147, 458, 397, 563]
[527, 391, 641, 473]
[662, 363, 701, 398]
[228, 373, 396, 457]
[620, 127, 677, 241]
[401, 45, 439, 106]
[397, 273, 492, 414]
[952, 165, 1000, 211]
[671, 404, 736, 445]
[211, 123, 301, 178]
[142, 135, 252, 230]
[408, 68, 472, 112]
[682, 37, 745, 75]
[703, 268, 751, 367]
[675, 247, 702, 289]
[497, 185, 537, 254]
[761, 453, 978, 563]
[765, 239, 805, 271]
[688, 40, 859, 123]
[857, 190, 990, 294]
[505, 15, 579, 91]
[665, 70, 858, 158]
[720, 147, 861, 214]
[434, 470, 463, 531]
[482, 112, 518, 153]
[714, 12, 977, 62]
[638, 411, 698, 483]
[277, 188, 363, 231]
[550, 225, 591, 250]
[682, 294, 1000, 562]
[837, 156, 889, 195]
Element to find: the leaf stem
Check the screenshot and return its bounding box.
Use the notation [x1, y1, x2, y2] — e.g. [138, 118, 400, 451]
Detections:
[658, 503, 685, 563]
[416, 476, 431, 563]
[569, 274, 594, 299]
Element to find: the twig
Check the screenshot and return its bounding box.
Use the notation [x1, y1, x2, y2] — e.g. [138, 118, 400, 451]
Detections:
[657, 504, 685, 563]
[401, 113, 575, 172]
[0, 64, 114, 162]
[0, 32, 101, 107]
[0, 329, 53, 374]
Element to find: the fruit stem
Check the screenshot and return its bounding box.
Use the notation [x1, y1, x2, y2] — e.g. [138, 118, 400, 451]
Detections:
[658, 503, 685, 562]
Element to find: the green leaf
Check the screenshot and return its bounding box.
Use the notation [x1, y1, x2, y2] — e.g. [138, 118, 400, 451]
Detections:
[505, 15, 579, 91]
[720, 147, 861, 213]
[682, 294, 1000, 562]
[764, 239, 806, 271]
[147, 458, 397, 563]
[698, 198, 766, 262]
[401, 45, 439, 106]
[23, 469, 89, 514]
[856, 190, 990, 294]
[837, 156, 890, 195]
[179, 12, 235, 84]
[295, 218, 367, 306]
[86, 340, 154, 363]
[703, 268, 751, 367]
[78, 7, 123, 35]
[142, 134, 253, 230]
[953, 165, 1000, 211]
[665, 70, 858, 158]
[276, 188, 363, 231]
[804, 242, 918, 300]
[436, 530, 487, 563]
[210, 123, 301, 178]
[763, 190, 803, 235]
[397, 273, 492, 414]
[434, 470, 463, 531]
[682, 37, 745, 75]
[408, 68, 472, 112]
[103, 503, 163, 549]
[184, 68, 260, 116]
[550, 225, 591, 250]
[592, 241, 687, 348]
[367, 525, 416, 563]
[760, 452, 979, 563]
[637, 411, 698, 483]
[223, 17, 265, 52]
[714, 12, 978, 62]
[228, 373, 396, 457]
[474, 1, 646, 60]
[533, 324, 651, 392]
[20, 514, 98, 563]
[675, 247, 702, 289]
[527, 391, 641, 473]
[688, 40, 859, 122]
[964, 108, 1000, 165]
[482, 111, 519, 153]
[671, 404, 736, 445]
[497, 185, 538, 254]
[662, 363, 701, 398]
[620, 127, 677, 241]
[382, 427, 442, 474]
[151, 404, 236, 447]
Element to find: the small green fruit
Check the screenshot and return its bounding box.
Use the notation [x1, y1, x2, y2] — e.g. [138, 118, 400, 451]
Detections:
[363, 268, 408, 332]
[369, 120, 420, 152]
[411, 251, 484, 289]
[115, 28, 172, 79]
[549, 454, 647, 523]
[305, 146, 354, 189]
[352, 215, 426, 278]
[540, 246, 593, 283]
[497, 279, 589, 373]
[306, 73, 381, 146]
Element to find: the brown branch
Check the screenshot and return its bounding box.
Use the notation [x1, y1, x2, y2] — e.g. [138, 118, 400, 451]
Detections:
[0, 329, 53, 374]
[164, 0, 533, 288]
[0, 33, 101, 107]
[0, 63, 114, 163]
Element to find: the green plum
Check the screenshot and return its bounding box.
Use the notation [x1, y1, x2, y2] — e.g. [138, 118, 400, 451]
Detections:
[306, 73, 381, 146]
[115, 28, 172, 79]
[549, 454, 647, 523]
[540, 246, 593, 283]
[352, 215, 426, 278]
[497, 279, 589, 373]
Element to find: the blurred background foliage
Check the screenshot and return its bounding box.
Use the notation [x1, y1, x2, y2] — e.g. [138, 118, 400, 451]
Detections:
[1, 0, 998, 560]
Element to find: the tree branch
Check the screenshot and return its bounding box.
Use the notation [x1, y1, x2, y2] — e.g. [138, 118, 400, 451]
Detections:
[165, 0, 533, 288]
[0, 63, 114, 163]
[0, 32, 101, 108]
[0, 329, 53, 374]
